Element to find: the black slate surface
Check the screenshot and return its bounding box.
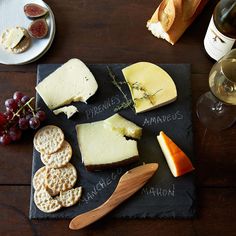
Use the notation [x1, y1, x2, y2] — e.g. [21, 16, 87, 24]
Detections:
[29, 63, 195, 219]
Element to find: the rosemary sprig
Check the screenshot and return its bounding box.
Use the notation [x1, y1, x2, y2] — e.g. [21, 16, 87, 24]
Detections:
[107, 66, 162, 111]
[130, 81, 142, 90]
[133, 88, 162, 105]
[107, 66, 134, 112]
[129, 81, 162, 105]
[114, 99, 133, 112]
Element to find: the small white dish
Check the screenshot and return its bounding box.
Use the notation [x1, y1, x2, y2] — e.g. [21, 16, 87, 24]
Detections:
[0, 0, 56, 65]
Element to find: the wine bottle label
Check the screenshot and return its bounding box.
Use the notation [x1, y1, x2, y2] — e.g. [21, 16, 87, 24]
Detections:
[204, 16, 235, 61]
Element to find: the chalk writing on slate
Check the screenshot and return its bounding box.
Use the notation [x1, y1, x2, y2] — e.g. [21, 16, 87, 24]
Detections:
[142, 110, 184, 126]
[141, 185, 175, 197]
[80, 168, 123, 204]
[85, 94, 121, 119]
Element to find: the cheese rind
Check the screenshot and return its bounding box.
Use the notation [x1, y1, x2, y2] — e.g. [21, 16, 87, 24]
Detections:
[103, 113, 142, 139]
[76, 116, 140, 171]
[36, 59, 98, 110]
[157, 131, 194, 177]
[53, 105, 78, 119]
[122, 62, 177, 113]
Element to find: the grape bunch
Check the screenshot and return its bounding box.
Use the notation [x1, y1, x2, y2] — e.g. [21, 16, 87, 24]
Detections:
[0, 91, 46, 145]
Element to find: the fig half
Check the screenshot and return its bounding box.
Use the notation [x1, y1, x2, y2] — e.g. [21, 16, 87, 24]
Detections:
[24, 3, 48, 19]
[28, 18, 49, 39]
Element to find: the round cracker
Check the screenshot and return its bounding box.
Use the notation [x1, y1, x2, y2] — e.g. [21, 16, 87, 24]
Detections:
[32, 166, 46, 190]
[40, 140, 72, 168]
[55, 187, 82, 207]
[34, 187, 61, 213]
[34, 125, 64, 154]
[45, 163, 77, 196]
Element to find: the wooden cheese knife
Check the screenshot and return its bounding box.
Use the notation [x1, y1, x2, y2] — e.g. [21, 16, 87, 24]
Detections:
[69, 163, 158, 230]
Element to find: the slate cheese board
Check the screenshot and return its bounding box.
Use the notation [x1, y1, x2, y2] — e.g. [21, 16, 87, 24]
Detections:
[29, 63, 195, 219]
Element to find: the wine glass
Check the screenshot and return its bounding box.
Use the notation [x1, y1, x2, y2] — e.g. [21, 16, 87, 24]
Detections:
[196, 49, 236, 131]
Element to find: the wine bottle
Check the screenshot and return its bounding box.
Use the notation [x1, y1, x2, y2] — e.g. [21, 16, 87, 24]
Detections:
[204, 0, 236, 61]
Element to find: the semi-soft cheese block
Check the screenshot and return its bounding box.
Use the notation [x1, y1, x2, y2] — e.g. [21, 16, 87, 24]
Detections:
[76, 115, 140, 171]
[157, 131, 194, 177]
[36, 59, 98, 110]
[103, 113, 142, 139]
[122, 62, 177, 113]
[53, 105, 78, 119]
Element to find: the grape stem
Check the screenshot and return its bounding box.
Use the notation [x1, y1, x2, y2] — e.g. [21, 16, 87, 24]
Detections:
[13, 97, 35, 118]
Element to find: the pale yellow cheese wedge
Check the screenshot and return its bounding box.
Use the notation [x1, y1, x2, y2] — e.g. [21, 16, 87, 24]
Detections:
[103, 113, 142, 139]
[36, 59, 98, 110]
[122, 62, 177, 113]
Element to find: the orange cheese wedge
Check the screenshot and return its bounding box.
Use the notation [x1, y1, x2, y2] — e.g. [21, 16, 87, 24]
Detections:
[157, 131, 194, 177]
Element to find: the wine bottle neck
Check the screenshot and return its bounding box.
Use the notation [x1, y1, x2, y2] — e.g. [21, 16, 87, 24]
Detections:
[220, 2, 236, 21]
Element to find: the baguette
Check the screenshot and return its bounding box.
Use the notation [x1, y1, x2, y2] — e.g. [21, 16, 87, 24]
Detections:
[147, 0, 209, 45]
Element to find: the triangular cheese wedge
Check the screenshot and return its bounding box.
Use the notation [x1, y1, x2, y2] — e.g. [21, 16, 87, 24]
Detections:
[122, 62, 177, 113]
[157, 131, 194, 177]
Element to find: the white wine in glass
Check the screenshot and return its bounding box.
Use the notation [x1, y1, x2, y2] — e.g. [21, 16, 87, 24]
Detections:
[196, 49, 236, 131]
[210, 58, 236, 105]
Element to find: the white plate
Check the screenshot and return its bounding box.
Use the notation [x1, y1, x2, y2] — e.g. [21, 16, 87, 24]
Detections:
[0, 0, 56, 65]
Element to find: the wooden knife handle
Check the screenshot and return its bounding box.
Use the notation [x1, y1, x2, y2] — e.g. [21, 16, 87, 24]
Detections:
[69, 200, 119, 230]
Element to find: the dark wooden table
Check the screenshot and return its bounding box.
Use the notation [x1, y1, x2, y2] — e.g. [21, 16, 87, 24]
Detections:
[0, 0, 235, 235]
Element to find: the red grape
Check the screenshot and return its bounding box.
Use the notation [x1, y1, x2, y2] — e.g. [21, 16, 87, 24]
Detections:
[25, 113, 33, 121]
[4, 110, 13, 121]
[35, 110, 46, 121]
[0, 133, 12, 145]
[17, 100, 24, 108]
[0, 92, 46, 144]
[29, 117, 40, 129]
[11, 116, 19, 125]
[13, 91, 24, 102]
[0, 128, 4, 136]
[9, 127, 22, 141]
[21, 95, 30, 104]
[5, 98, 18, 111]
[0, 112, 7, 126]
[19, 117, 29, 130]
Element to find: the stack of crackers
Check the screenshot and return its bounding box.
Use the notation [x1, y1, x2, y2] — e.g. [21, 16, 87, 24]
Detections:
[32, 125, 82, 213]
